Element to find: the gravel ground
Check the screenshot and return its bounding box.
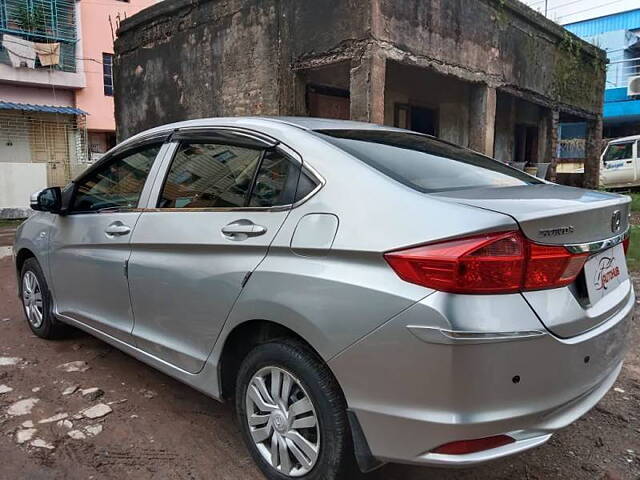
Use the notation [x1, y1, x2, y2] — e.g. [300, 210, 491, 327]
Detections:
[0, 225, 639, 480]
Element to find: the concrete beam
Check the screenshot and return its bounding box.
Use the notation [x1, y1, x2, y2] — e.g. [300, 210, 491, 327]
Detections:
[349, 49, 386, 124]
[469, 84, 497, 157]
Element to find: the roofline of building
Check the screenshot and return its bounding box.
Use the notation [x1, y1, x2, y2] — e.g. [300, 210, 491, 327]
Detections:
[117, 0, 605, 61]
[562, 7, 640, 28]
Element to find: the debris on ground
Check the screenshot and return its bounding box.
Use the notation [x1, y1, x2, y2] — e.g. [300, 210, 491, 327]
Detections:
[15, 428, 37, 444]
[81, 403, 112, 419]
[57, 361, 90, 373]
[67, 430, 86, 440]
[7, 398, 39, 416]
[56, 419, 73, 429]
[61, 385, 79, 396]
[81, 387, 104, 401]
[0, 384, 13, 394]
[21, 420, 33, 428]
[38, 413, 68, 424]
[0, 357, 22, 366]
[30, 439, 54, 450]
[139, 388, 157, 399]
[84, 424, 103, 437]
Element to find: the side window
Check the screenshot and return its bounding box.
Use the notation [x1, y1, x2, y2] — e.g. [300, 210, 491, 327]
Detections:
[248, 150, 301, 207]
[603, 142, 633, 163]
[72, 144, 160, 212]
[159, 142, 262, 208]
[294, 170, 319, 203]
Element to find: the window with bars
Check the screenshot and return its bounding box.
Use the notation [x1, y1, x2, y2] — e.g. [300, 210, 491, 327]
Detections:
[103, 53, 113, 96]
[0, 0, 77, 72]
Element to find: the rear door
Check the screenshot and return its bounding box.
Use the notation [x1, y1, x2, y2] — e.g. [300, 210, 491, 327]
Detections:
[127, 129, 304, 373]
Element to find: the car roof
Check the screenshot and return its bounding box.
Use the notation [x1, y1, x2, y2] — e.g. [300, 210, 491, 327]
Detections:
[608, 134, 640, 144]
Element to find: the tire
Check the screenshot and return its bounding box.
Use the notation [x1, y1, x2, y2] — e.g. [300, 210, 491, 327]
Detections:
[235, 340, 358, 480]
[20, 257, 65, 339]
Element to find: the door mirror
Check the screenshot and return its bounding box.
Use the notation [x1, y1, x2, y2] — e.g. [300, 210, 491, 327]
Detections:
[30, 187, 62, 213]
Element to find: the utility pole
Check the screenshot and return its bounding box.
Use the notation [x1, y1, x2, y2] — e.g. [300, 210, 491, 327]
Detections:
[545, 0, 548, 16]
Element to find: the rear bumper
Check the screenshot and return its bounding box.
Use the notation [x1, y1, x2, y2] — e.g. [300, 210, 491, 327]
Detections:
[330, 288, 633, 467]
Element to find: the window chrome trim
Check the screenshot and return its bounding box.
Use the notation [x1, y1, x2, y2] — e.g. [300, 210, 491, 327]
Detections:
[563, 229, 629, 254]
[144, 127, 325, 213]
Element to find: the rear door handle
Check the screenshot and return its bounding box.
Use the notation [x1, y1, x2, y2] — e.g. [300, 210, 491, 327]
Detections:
[105, 222, 131, 237]
[222, 220, 267, 239]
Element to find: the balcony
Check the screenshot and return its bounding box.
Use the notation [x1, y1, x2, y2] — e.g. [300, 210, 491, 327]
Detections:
[0, 0, 84, 88]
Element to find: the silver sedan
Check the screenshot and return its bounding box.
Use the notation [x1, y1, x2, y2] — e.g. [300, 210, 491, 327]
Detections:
[14, 117, 633, 479]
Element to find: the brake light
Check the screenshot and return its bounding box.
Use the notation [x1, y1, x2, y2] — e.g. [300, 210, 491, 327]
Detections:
[384, 231, 588, 294]
[431, 435, 515, 455]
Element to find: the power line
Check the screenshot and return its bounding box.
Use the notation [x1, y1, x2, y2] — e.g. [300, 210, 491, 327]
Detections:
[555, 0, 628, 20]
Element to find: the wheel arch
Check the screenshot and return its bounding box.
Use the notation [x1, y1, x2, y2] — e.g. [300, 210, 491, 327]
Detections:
[15, 247, 36, 285]
[218, 319, 333, 401]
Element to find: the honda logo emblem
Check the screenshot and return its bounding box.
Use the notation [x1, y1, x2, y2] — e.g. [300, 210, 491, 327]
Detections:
[611, 210, 622, 233]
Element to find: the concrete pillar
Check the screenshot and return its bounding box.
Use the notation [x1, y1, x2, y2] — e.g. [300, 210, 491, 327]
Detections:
[547, 110, 560, 182]
[350, 48, 386, 124]
[469, 84, 497, 156]
[584, 115, 603, 189]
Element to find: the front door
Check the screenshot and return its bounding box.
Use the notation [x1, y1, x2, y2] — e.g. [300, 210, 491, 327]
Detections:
[602, 140, 636, 186]
[49, 143, 164, 343]
[127, 135, 302, 373]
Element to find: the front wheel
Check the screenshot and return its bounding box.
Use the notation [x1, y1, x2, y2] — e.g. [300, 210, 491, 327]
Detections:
[235, 340, 356, 480]
[20, 257, 65, 339]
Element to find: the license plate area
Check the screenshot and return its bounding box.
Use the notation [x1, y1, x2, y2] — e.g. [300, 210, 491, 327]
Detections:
[583, 243, 628, 305]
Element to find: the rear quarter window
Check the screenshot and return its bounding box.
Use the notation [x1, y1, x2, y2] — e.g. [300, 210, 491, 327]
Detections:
[314, 129, 540, 193]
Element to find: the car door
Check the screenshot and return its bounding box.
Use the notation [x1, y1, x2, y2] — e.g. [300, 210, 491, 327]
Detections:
[602, 140, 636, 186]
[127, 129, 303, 373]
[49, 140, 168, 344]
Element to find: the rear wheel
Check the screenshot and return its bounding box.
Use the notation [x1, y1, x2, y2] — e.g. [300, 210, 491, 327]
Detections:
[20, 258, 64, 339]
[235, 340, 356, 480]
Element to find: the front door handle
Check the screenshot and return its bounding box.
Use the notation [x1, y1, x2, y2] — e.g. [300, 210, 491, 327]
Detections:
[105, 222, 131, 237]
[222, 220, 267, 240]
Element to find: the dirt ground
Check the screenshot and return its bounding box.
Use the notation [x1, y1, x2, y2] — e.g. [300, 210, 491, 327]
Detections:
[1, 225, 640, 480]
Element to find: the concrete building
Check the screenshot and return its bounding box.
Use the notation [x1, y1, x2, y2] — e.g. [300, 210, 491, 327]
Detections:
[76, 0, 157, 162]
[0, 0, 155, 217]
[114, 0, 606, 188]
[564, 9, 640, 140]
[520, 1, 639, 172]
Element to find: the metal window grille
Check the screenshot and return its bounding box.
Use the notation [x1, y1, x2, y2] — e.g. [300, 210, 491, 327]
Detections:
[0, 0, 77, 72]
[0, 109, 89, 187]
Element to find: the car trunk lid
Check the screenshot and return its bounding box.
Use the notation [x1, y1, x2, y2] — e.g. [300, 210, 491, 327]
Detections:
[433, 184, 632, 338]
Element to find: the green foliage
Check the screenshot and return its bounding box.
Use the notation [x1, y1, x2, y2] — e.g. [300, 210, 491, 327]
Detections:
[14, 4, 47, 34]
[627, 226, 640, 272]
[552, 31, 604, 107]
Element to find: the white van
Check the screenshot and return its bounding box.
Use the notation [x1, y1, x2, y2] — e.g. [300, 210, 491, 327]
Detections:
[601, 135, 640, 189]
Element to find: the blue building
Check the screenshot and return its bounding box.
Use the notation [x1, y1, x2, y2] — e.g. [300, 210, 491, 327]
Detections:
[565, 9, 640, 139]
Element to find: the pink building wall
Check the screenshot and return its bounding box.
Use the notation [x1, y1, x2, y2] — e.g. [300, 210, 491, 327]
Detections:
[75, 0, 157, 133]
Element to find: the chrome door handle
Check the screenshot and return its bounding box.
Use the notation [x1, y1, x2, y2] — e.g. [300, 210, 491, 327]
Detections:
[105, 223, 131, 237]
[222, 220, 267, 239]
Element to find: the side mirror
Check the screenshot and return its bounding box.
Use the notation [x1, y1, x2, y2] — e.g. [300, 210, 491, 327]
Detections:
[30, 187, 62, 213]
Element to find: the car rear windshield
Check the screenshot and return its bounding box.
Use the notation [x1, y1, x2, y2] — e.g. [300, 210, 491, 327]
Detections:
[314, 129, 541, 193]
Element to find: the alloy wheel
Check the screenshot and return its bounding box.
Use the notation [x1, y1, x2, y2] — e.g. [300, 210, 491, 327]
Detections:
[22, 271, 44, 328]
[245, 366, 320, 477]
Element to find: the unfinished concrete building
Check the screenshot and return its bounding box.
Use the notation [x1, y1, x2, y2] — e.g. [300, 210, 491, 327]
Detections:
[113, 0, 606, 187]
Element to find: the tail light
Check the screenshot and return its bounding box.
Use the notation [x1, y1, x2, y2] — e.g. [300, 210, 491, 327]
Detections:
[431, 435, 515, 455]
[384, 231, 588, 294]
[623, 236, 630, 255]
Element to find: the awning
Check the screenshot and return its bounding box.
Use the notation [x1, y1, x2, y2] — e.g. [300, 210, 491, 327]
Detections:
[0, 101, 88, 115]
